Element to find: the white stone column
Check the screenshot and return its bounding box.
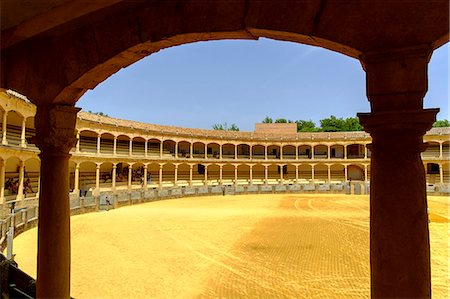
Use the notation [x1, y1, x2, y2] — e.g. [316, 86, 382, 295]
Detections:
[344, 164, 348, 181]
[21, 117, 27, 147]
[95, 164, 100, 195]
[364, 164, 368, 182]
[112, 164, 116, 190]
[2, 110, 8, 145]
[144, 140, 148, 158]
[234, 145, 238, 160]
[219, 165, 223, 185]
[128, 165, 132, 189]
[204, 144, 207, 159]
[249, 145, 253, 159]
[328, 145, 331, 159]
[249, 165, 253, 185]
[143, 165, 148, 189]
[75, 131, 80, 152]
[234, 165, 238, 184]
[311, 146, 315, 159]
[160, 141, 163, 158]
[327, 164, 331, 183]
[174, 164, 178, 187]
[265, 146, 268, 160]
[311, 164, 315, 182]
[189, 164, 193, 186]
[439, 142, 443, 158]
[17, 160, 24, 200]
[33, 104, 80, 298]
[279, 164, 284, 184]
[280, 146, 283, 160]
[190, 143, 193, 159]
[129, 139, 133, 156]
[295, 164, 299, 183]
[113, 136, 117, 156]
[439, 164, 443, 185]
[219, 144, 222, 159]
[364, 144, 368, 159]
[344, 145, 348, 159]
[97, 134, 101, 154]
[204, 165, 208, 186]
[0, 160, 5, 204]
[295, 146, 299, 160]
[74, 164, 80, 195]
[175, 142, 178, 158]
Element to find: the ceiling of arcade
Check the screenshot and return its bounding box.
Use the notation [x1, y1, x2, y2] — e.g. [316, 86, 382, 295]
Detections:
[1, 0, 448, 106]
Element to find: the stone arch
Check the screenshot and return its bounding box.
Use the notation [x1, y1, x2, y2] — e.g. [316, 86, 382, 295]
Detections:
[79, 130, 98, 153]
[252, 144, 265, 159]
[147, 138, 161, 157]
[162, 140, 176, 157]
[330, 164, 345, 183]
[6, 110, 25, 146]
[177, 141, 191, 158]
[283, 145, 296, 159]
[193, 141, 205, 158]
[298, 164, 312, 181]
[313, 144, 328, 159]
[252, 164, 265, 184]
[207, 164, 220, 183]
[267, 145, 280, 159]
[237, 144, 250, 159]
[207, 142, 220, 159]
[237, 164, 250, 181]
[298, 145, 312, 159]
[100, 133, 114, 154]
[330, 144, 344, 159]
[222, 143, 235, 159]
[132, 136, 146, 157]
[348, 164, 364, 181]
[116, 134, 131, 156]
[78, 161, 97, 190]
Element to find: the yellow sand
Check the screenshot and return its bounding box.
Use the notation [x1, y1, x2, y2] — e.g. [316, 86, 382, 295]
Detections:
[11, 194, 449, 298]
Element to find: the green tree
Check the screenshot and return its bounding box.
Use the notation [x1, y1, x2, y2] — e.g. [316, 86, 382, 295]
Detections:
[320, 115, 345, 132]
[433, 119, 450, 127]
[342, 117, 363, 131]
[212, 123, 226, 130]
[275, 118, 287, 123]
[262, 116, 273, 123]
[296, 120, 320, 132]
[229, 123, 240, 131]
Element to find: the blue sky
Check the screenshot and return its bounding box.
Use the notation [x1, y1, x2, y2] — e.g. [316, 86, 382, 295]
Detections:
[78, 38, 449, 132]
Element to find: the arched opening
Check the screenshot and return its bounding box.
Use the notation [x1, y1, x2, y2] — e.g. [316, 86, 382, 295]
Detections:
[78, 162, 97, 196]
[443, 163, 450, 185]
[24, 116, 36, 149]
[330, 144, 344, 159]
[100, 133, 114, 155]
[221, 164, 234, 185]
[177, 164, 190, 186]
[298, 145, 312, 159]
[207, 143, 220, 159]
[131, 163, 145, 188]
[347, 144, 365, 159]
[116, 135, 130, 156]
[162, 140, 176, 158]
[313, 145, 328, 159]
[286, 164, 296, 182]
[314, 164, 328, 183]
[99, 162, 114, 190]
[114, 162, 129, 189]
[23, 158, 40, 198]
[192, 163, 206, 186]
[422, 141, 440, 158]
[177, 141, 191, 158]
[193, 142, 205, 159]
[222, 144, 235, 159]
[330, 164, 345, 183]
[348, 165, 364, 181]
[252, 145, 265, 159]
[425, 163, 440, 184]
[6, 110, 25, 146]
[237, 144, 250, 159]
[252, 164, 265, 184]
[442, 141, 449, 157]
[79, 130, 98, 153]
[267, 145, 280, 159]
[4, 157, 22, 201]
[298, 164, 312, 182]
[162, 163, 175, 187]
[132, 137, 146, 157]
[147, 138, 161, 157]
[237, 164, 250, 184]
[267, 164, 279, 184]
[283, 145, 296, 159]
[208, 164, 220, 185]
[147, 163, 160, 188]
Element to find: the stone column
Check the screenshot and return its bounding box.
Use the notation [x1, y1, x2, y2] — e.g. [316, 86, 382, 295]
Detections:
[17, 160, 24, 200]
[280, 146, 283, 160]
[344, 164, 348, 181]
[143, 165, 148, 189]
[364, 164, 368, 182]
[21, 117, 27, 147]
[129, 139, 133, 156]
[311, 164, 315, 182]
[279, 164, 284, 184]
[344, 145, 348, 159]
[32, 104, 80, 299]
[0, 160, 5, 204]
[234, 165, 238, 184]
[75, 131, 80, 152]
[439, 142, 443, 158]
[219, 165, 223, 185]
[127, 164, 133, 190]
[144, 140, 148, 158]
[219, 144, 222, 159]
[204, 144, 207, 159]
[112, 164, 117, 191]
[249, 165, 253, 185]
[74, 164, 80, 195]
[2, 110, 8, 145]
[97, 134, 101, 154]
[113, 136, 117, 156]
[249, 145, 253, 159]
[264, 165, 268, 184]
[264, 145, 267, 160]
[439, 164, 443, 185]
[189, 164, 193, 186]
[311, 146, 315, 159]
[295, 164, 299, 183]
[159, 164, 163, 188]
[204, 165, 208, 186]
[327, 164, 331, 183]
[234, 145, 238, 160]
[174, 164, 178, 186]
[175, 142, 178, 158]
[295, 146, 299, 160]
[160, 141, 163, 158]
[364, 144, 368, 159]
[357, 46, 437, 299]
[190, 143, 193, 159]
[327, 145, 331, 159]
[95, 164, 100, 195]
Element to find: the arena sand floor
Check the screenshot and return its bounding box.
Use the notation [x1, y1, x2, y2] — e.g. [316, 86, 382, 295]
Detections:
[11, 194, 449, 298]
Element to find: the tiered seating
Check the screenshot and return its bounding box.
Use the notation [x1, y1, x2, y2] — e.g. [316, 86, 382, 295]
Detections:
[252, 154, 265, 159]
[79, 136, 97, 153]
[422, 146, 440, 158]
[5, 125, 22, 146]
[132, 142, 145, 156]
[100, 139, 114, 154]
[330, 169, 345, 182]
[116, 140, 129, 155]
[25, 127, 37, 149]
[147, 144, 160, 156]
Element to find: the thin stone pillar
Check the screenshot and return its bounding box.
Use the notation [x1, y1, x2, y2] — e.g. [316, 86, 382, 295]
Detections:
[234, 145, 237, 160]
[249, 146, 252, 159]
[264, 146, 267, 160]
[21, 117, 26, 147]
[204, 165, 208, 186]
[295, 164, 299, 183]
[344, 145, 348, 159]
[249, 165, 253, 185]
[32, 104, 80, 298]
[311, 146, 315, 159]
[129, 139, 133, 156]
[364, 164, 368, 182]
[112, 164, 117, 191]
[174, 164, 178, 186]
[311, 164, 315, 182]
[2, 110, 8, 145]
[344, 165, 348, 181]
[74, 164, 80, 195]
[0, 160, 5, 204]
[190, 143, 193, 159]
[97, 135, 101, 154]
[113, 136, 117, 156]
[280, 146, 283, 160]
[95, 164, 100, 195]
[439, 142, 443, 158]
[128, 165, 132, 189]
[219, 144, 222, 159]
[295, 146, 299, 160]
[327, 164, 331, 183]
[143, 165, 148, 189]
[204, 144, 207, 159]
[327, 145, 330, 159]
[279, 164, 284, 184]
[264, 165, 268, 184]
[160, 142, 163, 158]
[17, 160, 24, 200]
[159, 164, 163, 188]
[234, 165, 238, 184]
[75, 131, 80, 152]
[219, 165, 223, 185]
[189, 164, 193, 186]
[364, 144, 368, 159]
[439, 164, 443, 185]
[144, 140, 148, 158]
[358, 46, 437, 299]
[175, 143, 178, 158]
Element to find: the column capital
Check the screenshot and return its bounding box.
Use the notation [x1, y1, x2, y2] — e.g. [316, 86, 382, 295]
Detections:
[31, 105, 81, 156]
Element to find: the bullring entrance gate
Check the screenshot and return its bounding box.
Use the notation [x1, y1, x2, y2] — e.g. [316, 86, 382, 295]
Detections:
[1, 1, 448, 298]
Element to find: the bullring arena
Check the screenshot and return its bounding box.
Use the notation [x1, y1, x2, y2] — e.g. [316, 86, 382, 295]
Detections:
[0, 90, 449, 298]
